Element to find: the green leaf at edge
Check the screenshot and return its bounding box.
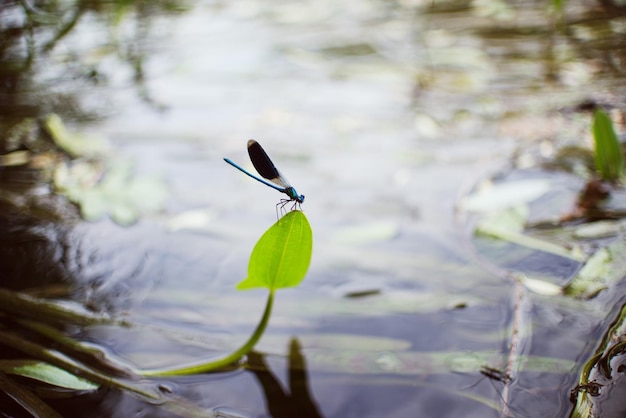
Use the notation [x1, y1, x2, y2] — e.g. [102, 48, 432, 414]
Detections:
[563, 240, 626, 299]
[237, 210, 313, 291]
[593, 109, 624, 181]
[0, 360, 99, 391]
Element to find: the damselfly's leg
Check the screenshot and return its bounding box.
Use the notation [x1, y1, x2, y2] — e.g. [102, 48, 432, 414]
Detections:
[276, 199, 290, 220]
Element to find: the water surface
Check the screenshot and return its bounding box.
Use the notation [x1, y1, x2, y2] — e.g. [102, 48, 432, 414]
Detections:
[2, 0, 626, 417]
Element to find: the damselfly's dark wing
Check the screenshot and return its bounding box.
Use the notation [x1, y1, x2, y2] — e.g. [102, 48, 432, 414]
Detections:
[247, 139, 291, 189]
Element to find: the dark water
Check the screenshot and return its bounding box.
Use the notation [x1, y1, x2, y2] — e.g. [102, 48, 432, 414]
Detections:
[1, 0, 626, 417]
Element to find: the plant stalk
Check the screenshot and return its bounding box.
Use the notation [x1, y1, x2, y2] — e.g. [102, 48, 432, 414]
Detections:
[142, 290, 275, 376]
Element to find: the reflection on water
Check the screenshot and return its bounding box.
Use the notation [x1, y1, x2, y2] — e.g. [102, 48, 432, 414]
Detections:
[1, 0, 626, 417]
[1, 0, 188, 126]
[0, 200, 73, 291]
[247, 339, 322, 418]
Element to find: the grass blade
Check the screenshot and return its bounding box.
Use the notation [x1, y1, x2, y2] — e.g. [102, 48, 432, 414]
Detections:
[593, 109, 623, 182]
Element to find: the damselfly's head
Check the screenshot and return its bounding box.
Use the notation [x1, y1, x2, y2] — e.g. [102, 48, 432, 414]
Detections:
[285, 187, 305, 204]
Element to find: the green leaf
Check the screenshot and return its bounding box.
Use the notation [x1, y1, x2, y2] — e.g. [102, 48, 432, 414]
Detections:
[564, 240, 626, 299]
[593, 109, 624, 181]
[54, 160, 168, 225]
[475, 205, 584, 261]
[476, 204, 528, 234]
[44, 114, 110, 158]
[0, 372, 64, 418]
[237, 210, 313, 290]
[0, 360, 99, 391]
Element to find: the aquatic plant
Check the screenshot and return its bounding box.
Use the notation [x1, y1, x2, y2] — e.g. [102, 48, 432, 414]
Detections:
[0, 211, 313, 415]
[593, 108, 623, 182]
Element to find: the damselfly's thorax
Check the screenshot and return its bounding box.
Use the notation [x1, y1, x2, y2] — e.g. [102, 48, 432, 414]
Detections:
[285, 187, 305, 204]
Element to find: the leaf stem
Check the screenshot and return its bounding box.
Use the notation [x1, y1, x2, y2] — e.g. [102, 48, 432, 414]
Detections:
[142, 290, 275, 376]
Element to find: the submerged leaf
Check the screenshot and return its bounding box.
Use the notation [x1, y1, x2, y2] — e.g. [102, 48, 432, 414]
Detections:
[54, 160, 168, 225]
[476, 204, 528, 234]
[0, 360, 98, 391]
[462, 179, 551, 212]
[331, 221, 399, 244]
[0, 150, 31, 166]
[573, 220, 624, 239]
[476, 205, 584, 261]
[44, 114, 109, 157]
[521, 276, 562, 296]
[167, 209, 216, 232]
[237, 211, 313, 290]
[564, 240, 626, 299]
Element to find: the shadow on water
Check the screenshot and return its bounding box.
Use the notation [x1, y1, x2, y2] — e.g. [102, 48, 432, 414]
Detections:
[1, 0, 626, 417]
[247, 339, 323, 418]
